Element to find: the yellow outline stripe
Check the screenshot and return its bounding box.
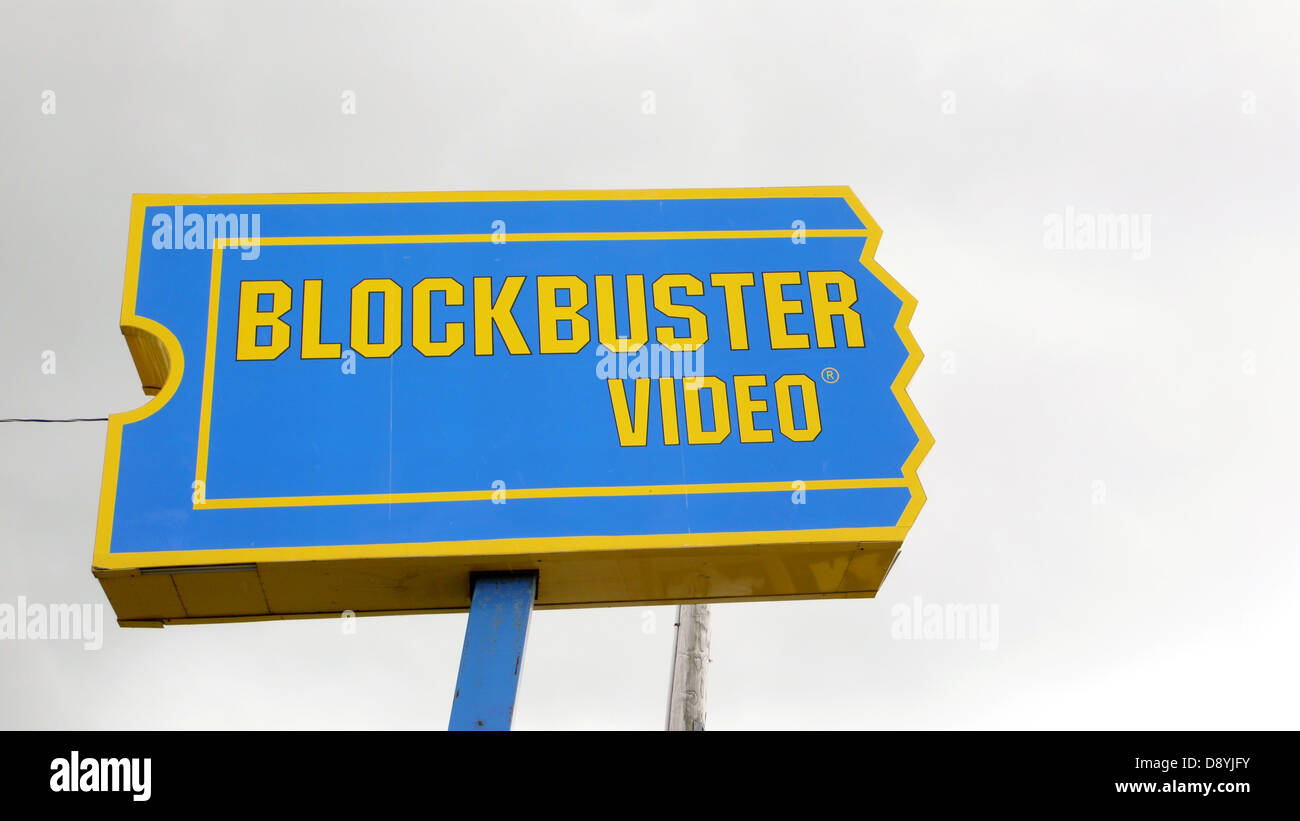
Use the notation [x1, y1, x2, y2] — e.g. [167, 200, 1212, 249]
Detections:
[199, 478, 909, 510]
[196, 227, 892, 510]
[229, 229, 869, 247]
[193, 243, 223, 485]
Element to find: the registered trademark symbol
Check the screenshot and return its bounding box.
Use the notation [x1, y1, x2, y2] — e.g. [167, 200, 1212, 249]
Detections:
[820, 367, 839, 384]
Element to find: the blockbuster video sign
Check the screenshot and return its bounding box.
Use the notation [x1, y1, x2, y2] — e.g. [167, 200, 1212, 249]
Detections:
[93, 187, 932, 626]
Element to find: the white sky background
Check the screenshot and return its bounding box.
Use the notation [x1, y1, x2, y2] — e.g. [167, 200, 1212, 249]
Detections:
[1, 0, 1297, 729]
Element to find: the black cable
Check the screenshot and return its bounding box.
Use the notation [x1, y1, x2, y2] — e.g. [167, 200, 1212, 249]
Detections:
[0, 417, 109, 423]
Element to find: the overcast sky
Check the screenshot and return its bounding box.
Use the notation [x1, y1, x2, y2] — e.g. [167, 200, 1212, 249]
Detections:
[1, 0, 1297, 729]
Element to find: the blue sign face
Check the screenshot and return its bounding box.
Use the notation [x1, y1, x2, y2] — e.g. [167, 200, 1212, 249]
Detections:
[94, 188, 931, 581]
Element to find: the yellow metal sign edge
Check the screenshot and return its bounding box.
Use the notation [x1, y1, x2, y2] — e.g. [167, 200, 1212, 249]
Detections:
[92, 187, 932, 573]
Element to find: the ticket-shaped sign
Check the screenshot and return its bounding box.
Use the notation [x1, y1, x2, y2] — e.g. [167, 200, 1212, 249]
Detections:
[93, 188, 932, 625]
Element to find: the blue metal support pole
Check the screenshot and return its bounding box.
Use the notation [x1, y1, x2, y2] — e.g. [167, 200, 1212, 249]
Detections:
[448, 572, 538, 731]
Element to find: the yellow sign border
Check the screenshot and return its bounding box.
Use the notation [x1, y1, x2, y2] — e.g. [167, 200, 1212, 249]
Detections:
[93, 187, 933, 572]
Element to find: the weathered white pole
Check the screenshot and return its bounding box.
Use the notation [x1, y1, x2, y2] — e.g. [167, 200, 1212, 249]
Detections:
[666, 603, 710, 731]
